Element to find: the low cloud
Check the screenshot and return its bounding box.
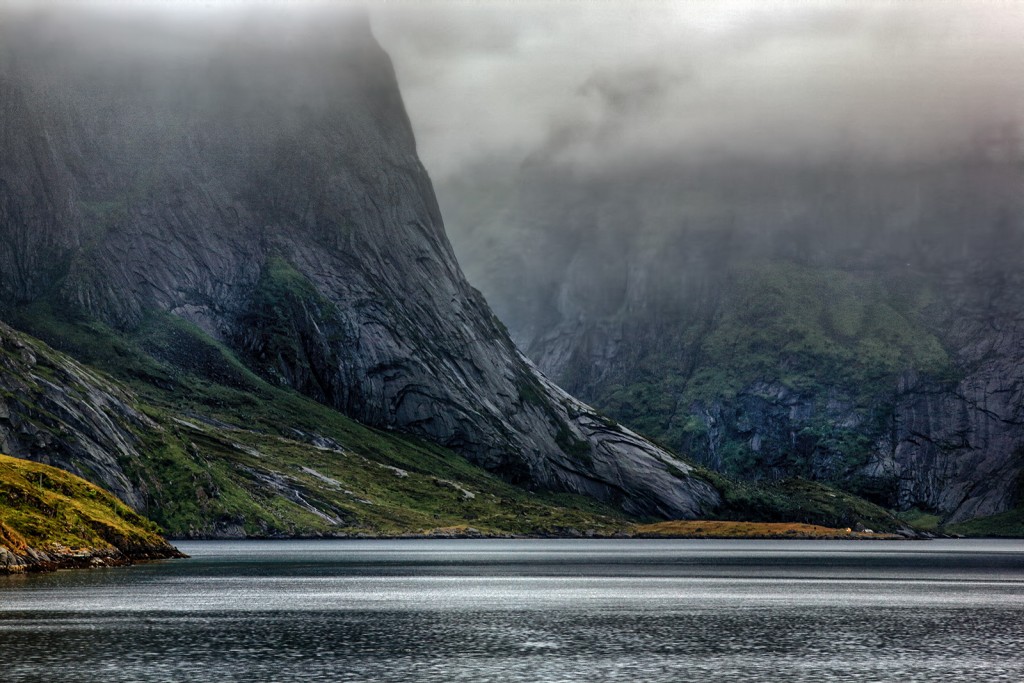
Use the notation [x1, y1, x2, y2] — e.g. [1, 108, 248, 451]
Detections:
[372, 1, 1024, 179]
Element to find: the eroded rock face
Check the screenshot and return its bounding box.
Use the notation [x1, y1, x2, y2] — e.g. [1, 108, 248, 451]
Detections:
[881, 266, 1024, 523]
[0, 322, 151, 509]
[0, 7, 718, 518]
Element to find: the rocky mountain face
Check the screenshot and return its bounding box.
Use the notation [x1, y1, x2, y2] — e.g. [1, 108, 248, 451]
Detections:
[4, 308, 662, 538]
[440, 157, 1024, 525]
[0, 7, 718, 520]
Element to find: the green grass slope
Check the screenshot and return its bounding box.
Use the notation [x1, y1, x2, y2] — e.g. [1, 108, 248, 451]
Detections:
[7, 302, 632, 538]
[944, 506, 1024, 538]
[703, 472, 914, 535]
[0, 453, 181, 572]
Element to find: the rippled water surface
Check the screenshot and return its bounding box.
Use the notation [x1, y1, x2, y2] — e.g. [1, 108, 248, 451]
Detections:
[2, 539, 1023, 682]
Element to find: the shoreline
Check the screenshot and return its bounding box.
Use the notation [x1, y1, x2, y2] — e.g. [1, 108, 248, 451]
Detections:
[0, 520, 959, 575]
[0, 542, 186, 575]
[166, 533, 929, 542]
[166, 520, 939, 542]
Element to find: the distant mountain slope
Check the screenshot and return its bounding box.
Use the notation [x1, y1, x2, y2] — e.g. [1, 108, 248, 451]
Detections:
[440, 156, 1024, 526]
[0, 5, 718, 519]
[3, 311, 919, 537]
[0, 453, 181, 573]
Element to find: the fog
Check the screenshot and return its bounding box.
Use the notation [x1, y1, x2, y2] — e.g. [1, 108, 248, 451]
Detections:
[373, 1, 1024, 179]
[372, 1, 1024, 351]
[3, 0, 1021, 341]
[0, 1, 371, 57]
[7, 1, 1021, 183]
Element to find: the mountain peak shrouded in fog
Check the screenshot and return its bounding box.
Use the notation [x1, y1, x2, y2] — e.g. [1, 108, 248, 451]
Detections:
[0, 0, 722, 521]
[0, 0, 1020, 533]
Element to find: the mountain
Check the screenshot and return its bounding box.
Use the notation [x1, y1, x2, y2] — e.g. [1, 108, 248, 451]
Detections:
[2, 312, 917, 537]
[0, 5, 720, 523]
[440, 154, 1024, 530]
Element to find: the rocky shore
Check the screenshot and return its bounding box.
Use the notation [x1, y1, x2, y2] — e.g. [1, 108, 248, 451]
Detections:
[0, 539, 184, 574]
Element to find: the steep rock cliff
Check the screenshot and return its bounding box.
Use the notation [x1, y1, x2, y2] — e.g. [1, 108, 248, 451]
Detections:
[0, 7, 717, 519]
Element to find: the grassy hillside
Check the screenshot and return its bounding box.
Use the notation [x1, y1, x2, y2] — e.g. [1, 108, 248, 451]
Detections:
[698, 470, 909, 533]
[0, 453, 179, 572]
[7, 302, 632, 537]
[945, 507, 1024, 538]
[634, 520, 900, 540]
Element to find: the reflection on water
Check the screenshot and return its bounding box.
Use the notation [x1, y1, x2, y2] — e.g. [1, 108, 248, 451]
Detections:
[2, 539, 1022, 682]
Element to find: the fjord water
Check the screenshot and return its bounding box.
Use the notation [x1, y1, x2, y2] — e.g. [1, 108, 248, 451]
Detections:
[2, 540, 1022, 682]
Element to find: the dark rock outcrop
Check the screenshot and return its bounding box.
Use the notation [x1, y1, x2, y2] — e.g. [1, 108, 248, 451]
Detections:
[880, 263, 1024, 523]
[0, 6, 718, 519]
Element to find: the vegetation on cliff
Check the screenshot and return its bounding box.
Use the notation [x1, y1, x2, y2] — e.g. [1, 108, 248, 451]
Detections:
[585, 262, 951, 482]
[442, 152, 1024, 530]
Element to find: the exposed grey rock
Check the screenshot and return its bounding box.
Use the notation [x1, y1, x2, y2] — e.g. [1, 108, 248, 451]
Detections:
[0, 322, 152, 508]
[534, 300, 1024, 524]
[882, 267, 1024, 523]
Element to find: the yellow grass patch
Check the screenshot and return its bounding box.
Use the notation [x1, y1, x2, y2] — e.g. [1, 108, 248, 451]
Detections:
[0, 452, 167, 553]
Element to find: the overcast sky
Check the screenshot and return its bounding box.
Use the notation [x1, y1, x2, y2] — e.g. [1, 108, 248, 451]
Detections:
[371, 1, 1024, 180]
[4, 0, 1021, 181]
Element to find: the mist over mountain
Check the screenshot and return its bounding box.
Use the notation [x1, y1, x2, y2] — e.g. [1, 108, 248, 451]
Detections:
[376, 1, 1024, 177]
[376, 1, 1024, 527]
[0, 0, 1017, 536]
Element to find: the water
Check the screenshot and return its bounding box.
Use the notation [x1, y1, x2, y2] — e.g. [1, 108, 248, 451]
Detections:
[1, 539, 1022, 682]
